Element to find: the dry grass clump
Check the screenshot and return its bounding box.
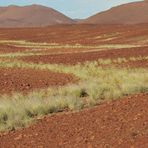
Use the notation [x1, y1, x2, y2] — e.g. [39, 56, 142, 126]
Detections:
[0, 59, 148, 131]
[0, 94, 83, 131]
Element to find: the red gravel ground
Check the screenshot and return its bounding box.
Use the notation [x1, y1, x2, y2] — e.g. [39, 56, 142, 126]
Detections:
[0, 68, 75, 94]
[0, 93, 147, 148]
[0, 25, 148, 147]
[0, 24, 148, 54]
[0, 24, 148, 45]
[0, 44, 28, 53]
[20, 46, 148, 65]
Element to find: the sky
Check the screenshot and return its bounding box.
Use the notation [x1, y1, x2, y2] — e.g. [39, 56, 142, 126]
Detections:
[0, 0, 143, 19]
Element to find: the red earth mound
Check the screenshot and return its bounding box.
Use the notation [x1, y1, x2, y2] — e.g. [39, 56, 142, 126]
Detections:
[0, 93, 147, 147]
[0, 68, 75, 94]
[20, 46, 148, 65]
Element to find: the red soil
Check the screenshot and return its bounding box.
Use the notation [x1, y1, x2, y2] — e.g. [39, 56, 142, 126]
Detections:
[0, 24, 148, 45]
[20, 46, 148, 65]
[0, 68, 75, 94]
[0, 93, 147, 147]
[117, 59, 148, 68]
[0, 25, 148, 147]
[0, 44, 28, 53]
[0, 24, 148, 55]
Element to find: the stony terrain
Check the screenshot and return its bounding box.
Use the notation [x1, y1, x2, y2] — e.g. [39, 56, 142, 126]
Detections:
[0, 24, 147, 147]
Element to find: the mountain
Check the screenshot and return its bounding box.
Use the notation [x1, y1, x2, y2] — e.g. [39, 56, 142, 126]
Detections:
[0, 4, 75, 28]
[81, 1, 148, 24]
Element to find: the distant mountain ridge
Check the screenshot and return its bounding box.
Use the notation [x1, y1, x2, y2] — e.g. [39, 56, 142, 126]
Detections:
[0, 1, 148, 28]
[0, 4, 75, 27]
[80, 0, 148, 24]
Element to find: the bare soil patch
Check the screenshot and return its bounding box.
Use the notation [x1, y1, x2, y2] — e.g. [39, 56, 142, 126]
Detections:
[0, 44, 28, 53]
[0, 68, 75, 95]
[0, 24, 148, 45]
[118, 59, 148, 68]
[0, 93, 147, 147]
[0, 24, 148, 55]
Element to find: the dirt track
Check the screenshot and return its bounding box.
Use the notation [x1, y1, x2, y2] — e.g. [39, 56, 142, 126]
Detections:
[0, 68, 75, 94]
[0, 93, 147, 147]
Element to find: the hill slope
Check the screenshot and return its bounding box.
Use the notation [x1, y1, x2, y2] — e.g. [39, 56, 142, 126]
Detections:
[81, 1, 148, 24]
[0, 5, 75, 27]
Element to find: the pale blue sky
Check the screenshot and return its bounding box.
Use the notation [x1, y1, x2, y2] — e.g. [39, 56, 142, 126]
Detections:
[0, 0, 143, 19]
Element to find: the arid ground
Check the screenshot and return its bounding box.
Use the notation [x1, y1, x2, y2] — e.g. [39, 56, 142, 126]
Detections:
[0, 24, 147, 147]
